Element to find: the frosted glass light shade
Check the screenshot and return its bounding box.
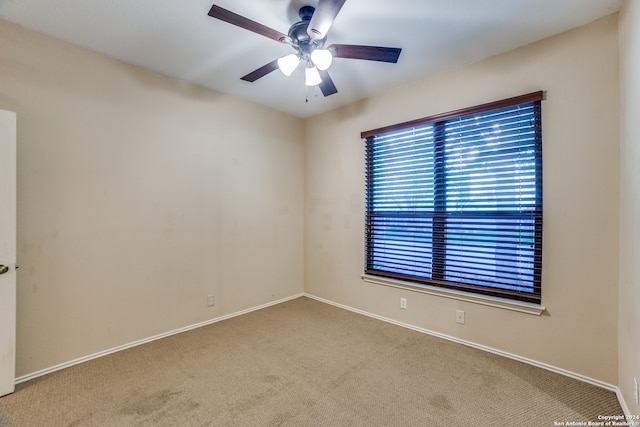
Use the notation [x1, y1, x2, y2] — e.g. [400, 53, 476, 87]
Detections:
[305, 66, 322, 86]
[310, 49, 333, 71]
[277, 54, 300, 76]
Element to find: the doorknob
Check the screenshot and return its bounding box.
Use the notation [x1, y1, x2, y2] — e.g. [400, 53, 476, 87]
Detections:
[0, 265, 9, 275]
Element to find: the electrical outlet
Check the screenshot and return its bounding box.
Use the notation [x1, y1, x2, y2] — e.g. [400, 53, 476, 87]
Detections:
[207, 295, 215, 307]
[400, 297, 407, 310]
[634, 377, 638, 405]
[456, 310, 465, 324]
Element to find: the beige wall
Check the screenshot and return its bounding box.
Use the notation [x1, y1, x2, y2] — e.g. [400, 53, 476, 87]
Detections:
[619, 0, 640, 413]
[0, 12, 625, 389]
[305, 15, 620, 384]
[0, 20, 305, 377]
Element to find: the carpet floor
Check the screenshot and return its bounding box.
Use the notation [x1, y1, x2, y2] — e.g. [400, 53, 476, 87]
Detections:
[0, 296, 624, 426]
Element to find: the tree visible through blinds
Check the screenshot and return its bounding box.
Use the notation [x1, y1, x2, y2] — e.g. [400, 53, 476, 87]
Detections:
[363, 92, 543, 303]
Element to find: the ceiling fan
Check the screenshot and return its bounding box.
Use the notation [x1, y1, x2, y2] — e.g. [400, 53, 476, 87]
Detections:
[207, 0, 402, 97]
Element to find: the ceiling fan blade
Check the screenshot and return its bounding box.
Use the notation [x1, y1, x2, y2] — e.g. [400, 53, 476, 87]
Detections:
[241, 60, 279, 82]
[318, 70, 338, 97]
[307, 0, 347, 40]
[328, 44, 402, 63]
[208, 4, 290, 43]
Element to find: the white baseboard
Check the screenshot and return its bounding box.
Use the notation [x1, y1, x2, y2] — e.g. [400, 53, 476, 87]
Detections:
[303, 293, 622, 395]
[15, 293, 304, 385]
[616, 389, 640, 425]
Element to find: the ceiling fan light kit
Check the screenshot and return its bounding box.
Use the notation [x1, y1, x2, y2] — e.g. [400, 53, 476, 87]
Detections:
[278, 48, 331, 82]
[277, 53, 301, 76]
[305, 65, 323, 86]
[207, 0, 402, 98]
[310, 49, 333, 71]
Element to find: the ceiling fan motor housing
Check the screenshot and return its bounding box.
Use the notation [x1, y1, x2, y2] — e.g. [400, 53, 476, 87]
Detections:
[289, 6, 326, 59]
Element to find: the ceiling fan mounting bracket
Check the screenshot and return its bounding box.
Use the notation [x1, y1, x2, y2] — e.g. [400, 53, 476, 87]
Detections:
[298, 6, 315, 21]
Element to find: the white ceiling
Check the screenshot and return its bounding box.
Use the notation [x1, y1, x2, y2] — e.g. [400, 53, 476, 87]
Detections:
[0, 0, 622, 118]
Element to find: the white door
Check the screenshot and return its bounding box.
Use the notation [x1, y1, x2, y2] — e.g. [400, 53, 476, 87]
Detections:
[0, 109, 16, 397]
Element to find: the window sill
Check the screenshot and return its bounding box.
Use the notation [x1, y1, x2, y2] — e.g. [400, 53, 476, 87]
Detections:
[361, 274, 545, 316]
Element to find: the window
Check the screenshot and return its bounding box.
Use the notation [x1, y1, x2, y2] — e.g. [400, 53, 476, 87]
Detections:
[362, 92, 543, 304]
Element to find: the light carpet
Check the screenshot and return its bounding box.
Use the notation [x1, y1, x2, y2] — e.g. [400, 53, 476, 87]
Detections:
[0, 297, 624, 426]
